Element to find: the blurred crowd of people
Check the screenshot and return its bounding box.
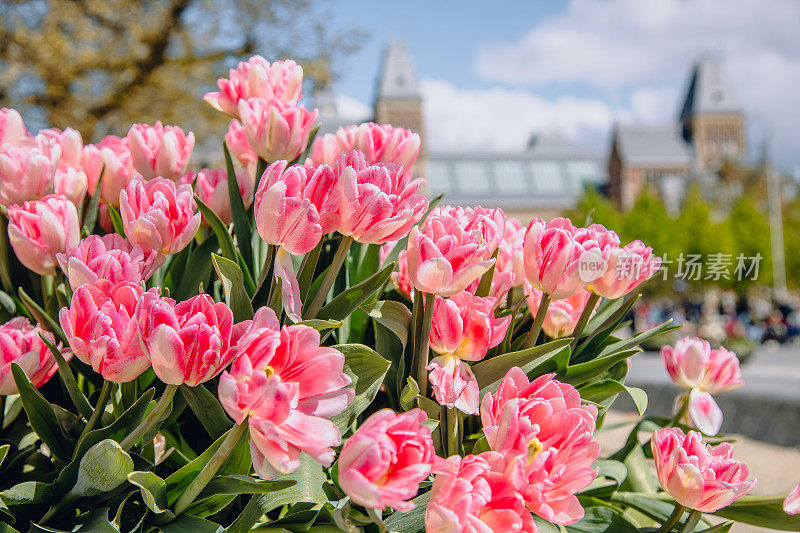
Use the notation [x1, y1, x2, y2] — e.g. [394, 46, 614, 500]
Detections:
[633, 288, 800, 351]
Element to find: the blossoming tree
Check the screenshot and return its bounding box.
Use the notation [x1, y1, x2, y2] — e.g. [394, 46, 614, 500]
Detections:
[0, 55, 797, 533]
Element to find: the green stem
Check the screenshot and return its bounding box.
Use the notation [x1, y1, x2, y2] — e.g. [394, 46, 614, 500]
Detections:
[525, 292, 551, 348]
[445, 407, 460, 456]
[304, 236, 354, 319]
[410, 290, 424, 372]
[570, 292, 601, 350]
[679, 509, 702, 532]
[120, 384, 178, 450]
[79, 380, 113, 444]
[415, 292, 435, 394]
[501, 292, 528, 353]
[0, 395, 5, 441]
[656, 503, 686, 533]
[669, 393, 690, 427]
[173, 421, 248, 515]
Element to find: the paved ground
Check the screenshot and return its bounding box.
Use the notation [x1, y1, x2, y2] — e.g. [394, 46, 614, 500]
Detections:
[597, 343, 800, 532]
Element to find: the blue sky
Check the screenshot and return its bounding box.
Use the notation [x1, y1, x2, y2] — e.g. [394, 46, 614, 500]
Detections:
[321, 0, 800, 173]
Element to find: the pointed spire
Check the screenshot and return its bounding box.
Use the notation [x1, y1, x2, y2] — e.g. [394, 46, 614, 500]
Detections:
[376, 42, 421, 100]
[679, 56, 741, 121]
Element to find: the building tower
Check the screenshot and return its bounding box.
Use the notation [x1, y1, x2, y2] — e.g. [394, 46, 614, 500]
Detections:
[374, 42, 425, 174]
[679, 56, 745, 170]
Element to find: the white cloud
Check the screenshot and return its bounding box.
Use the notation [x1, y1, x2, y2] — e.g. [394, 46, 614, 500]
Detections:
[420, 79, 614, 152]
[335, 93, 372, 122]
[474, 0, 800, 169]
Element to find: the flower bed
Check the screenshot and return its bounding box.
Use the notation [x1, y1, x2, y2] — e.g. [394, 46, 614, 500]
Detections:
[0, 55, 798, 532]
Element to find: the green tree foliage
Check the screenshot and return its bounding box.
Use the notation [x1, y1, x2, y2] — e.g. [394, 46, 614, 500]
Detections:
[728, 196, 772, 286]
[0, 0, 363, 141]
[783, 198, 800, 289]
[570, 185, 776, 290]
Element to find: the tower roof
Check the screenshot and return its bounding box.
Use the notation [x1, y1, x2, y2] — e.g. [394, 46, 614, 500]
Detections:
[679, 56, 741, 121]
[376, 42, 421, 101]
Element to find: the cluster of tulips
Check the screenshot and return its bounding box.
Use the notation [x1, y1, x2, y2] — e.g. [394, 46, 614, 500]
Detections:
[0, 54, 798, 532]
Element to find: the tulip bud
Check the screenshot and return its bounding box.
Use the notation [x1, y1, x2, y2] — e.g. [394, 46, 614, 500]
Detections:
[72, 440, 134, 497]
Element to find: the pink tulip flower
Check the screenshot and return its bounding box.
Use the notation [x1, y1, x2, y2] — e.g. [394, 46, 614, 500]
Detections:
[661, 337, 744, 393]
[590, 240, 661, 299]
[60, 280, 153, 383]
[338, 408, 436, 511]
[57, 234, 162, 289]
[686, 388, 724, 436]
[480, 367, 600, 524]
[310, 122, 421, 168]
[497, 216, 527, 288]
[225, 119, 258, 168]
[187, 167, 254, 225]
[139, 293, 243, 386]
[53, 167, 88, 206]
[7, 194, 80, 276]
[0, 144, 59, 207]
[36, 127, 84, 169]
[526, 286, 592, 339]
[652, 428, 755, 512]
[0, 317, 66, 396]
[95, 135, 135, 206]
[237, 98, 318, 163]
[328, 150, 428, 244]
[427, 292, 510, 414]
[218, 308, 354, 479]
[0, 108, 31, 146]
[253, 160, 339, 319]
[784, 483, 800, 515]
[119, 177, 201, 256]
[425, 452, 536, 533]
[405, 206, 505, 297]
[204, 56, 303, 118]
[523, 217, 602, 299]
[127, 121, 195, 181]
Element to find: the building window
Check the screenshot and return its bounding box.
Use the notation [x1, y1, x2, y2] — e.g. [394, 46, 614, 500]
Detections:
[492, 161, 529, 194]
[453, 161, 493, 194]
[529, 161, 566, 195]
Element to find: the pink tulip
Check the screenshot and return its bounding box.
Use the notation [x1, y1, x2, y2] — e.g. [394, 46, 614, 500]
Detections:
[225, 119, 258, 168]
[430, 292, 510, 360]
[237, 98, 318, 162]
[36, 127, 84, 169]
[784, 483, 800, 515]
[480, 368, 599, 524]
[328, 150, 428, 243]
[7, 194, 80, 276]
[686, 389, 724, 436]
[253, 160, 341, 253]
[427, 292, 510, 414]
[119, 177, 201, 256]
[57, 234, 161, 289]
[497, 216, 527, 288]
[0, 108, 31, 146]
[60, 280, 153, 382]
[661, 337, 744, 393]
[405, 206, 505, 297]
[425, 452, 536, 533]
[218, 308, 354, 478]
[311, 122, 421, 168]
[253, 160, 338, 319]
[393, 250, 415, 296]
[96, 135, 135, 206]
[590, 240, 661, 299]
[652, 428, 755, 512]
[187, 167, 255, 225]
[0, 144, 59, 207]
[523, 217, 600, 299]
[79, 144, 104, 198]
[526, 286, 592, 339]
[464, 268, 515, 307]
[128, 121, 195, 181]
[139, 293, 243, 386]
[204, 56, 303, 118]
[338, 408, 436, 511]
[53, 167, 88, 206]
[0, 317, 66, 396]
